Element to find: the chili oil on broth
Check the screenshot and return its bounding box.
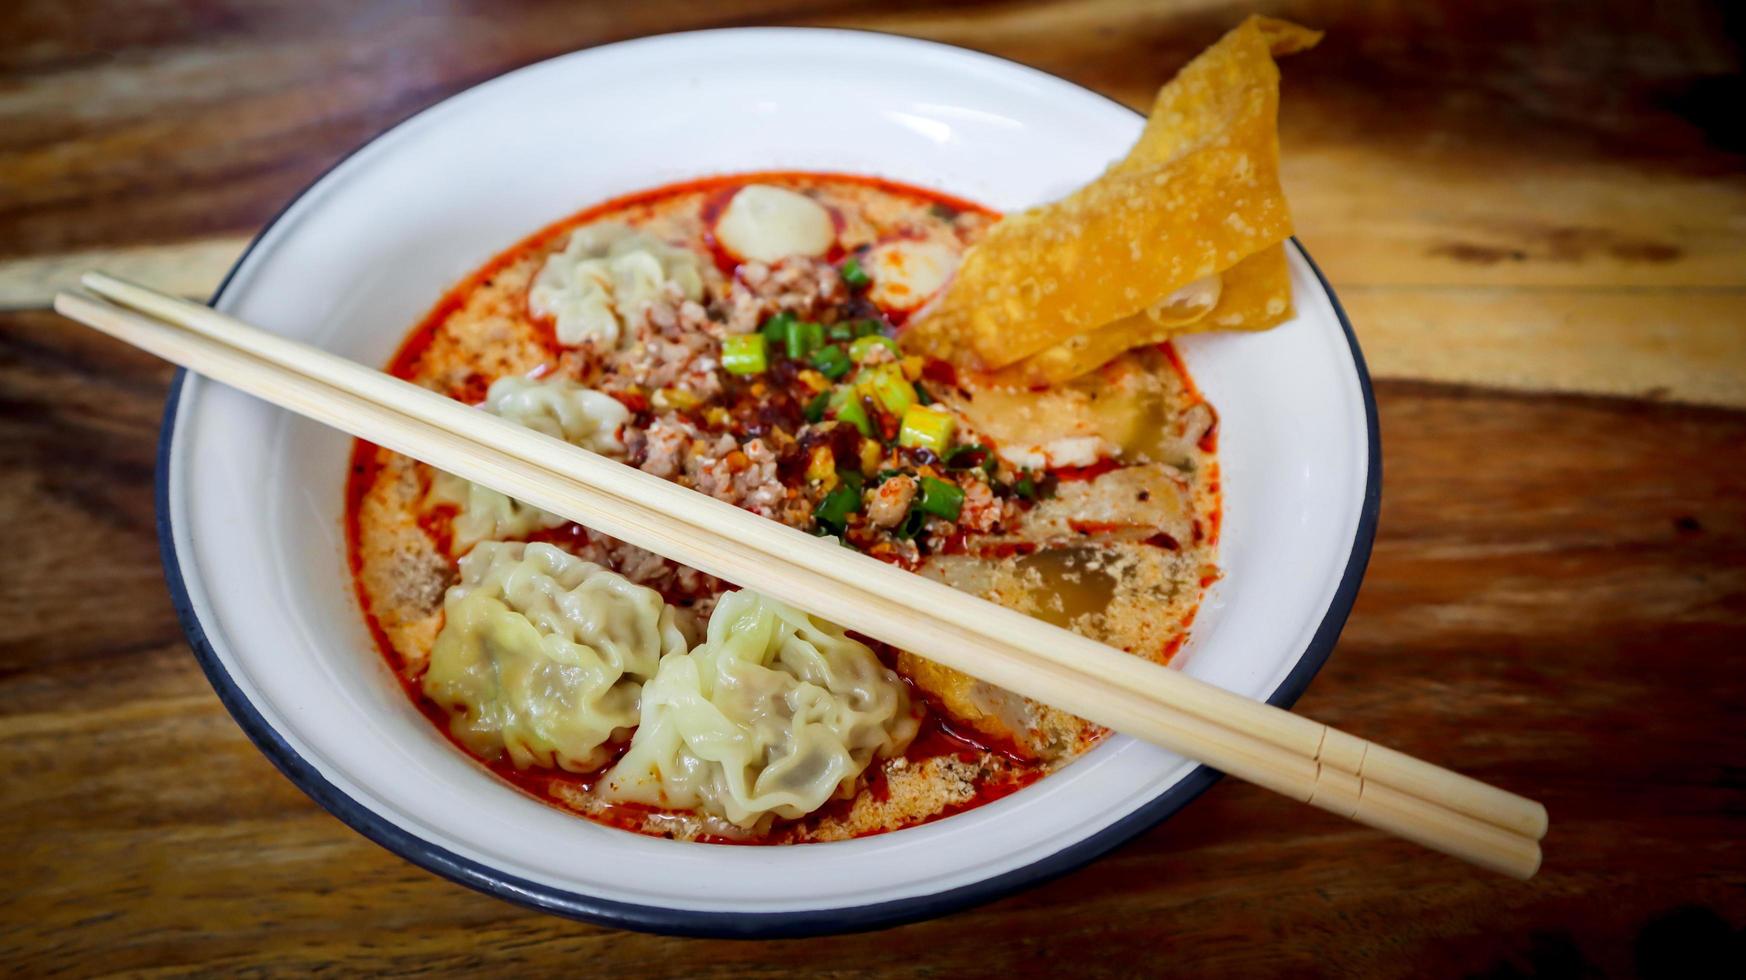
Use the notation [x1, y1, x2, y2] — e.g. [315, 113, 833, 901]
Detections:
[345, 172, 1221, 844]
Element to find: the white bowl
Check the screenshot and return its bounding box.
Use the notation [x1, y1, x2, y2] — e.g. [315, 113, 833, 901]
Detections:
[158, 27, 1379, 937]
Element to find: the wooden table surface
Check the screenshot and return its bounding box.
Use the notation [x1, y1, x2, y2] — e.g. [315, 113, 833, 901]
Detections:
[3, 1, 1743, 975]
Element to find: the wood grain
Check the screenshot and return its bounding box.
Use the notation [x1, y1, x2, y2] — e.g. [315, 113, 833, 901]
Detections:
[2, 0, 1744, 975]
[3, 310, 1742, 974]
[3, 0, 1742, 404]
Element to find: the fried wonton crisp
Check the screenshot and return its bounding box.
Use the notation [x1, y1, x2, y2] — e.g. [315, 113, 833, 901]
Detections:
[998, 244, 1294, 386]
[905, 15, 1319, 376]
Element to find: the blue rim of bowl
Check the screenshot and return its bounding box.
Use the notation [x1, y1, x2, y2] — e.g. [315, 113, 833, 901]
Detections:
[153, 27, 1382, 940]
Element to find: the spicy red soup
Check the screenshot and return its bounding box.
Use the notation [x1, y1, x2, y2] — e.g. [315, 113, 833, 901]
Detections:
[346, 172, 1220, 843]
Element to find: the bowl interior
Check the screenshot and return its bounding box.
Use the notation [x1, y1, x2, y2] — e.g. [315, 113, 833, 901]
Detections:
[162, 28, 1373, 928]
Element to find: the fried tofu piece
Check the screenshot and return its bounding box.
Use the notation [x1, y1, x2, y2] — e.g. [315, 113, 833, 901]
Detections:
[937, 347, 1209, 467]
[896, 650, 1085, 762]
[1018, 465, 1194, 544]
[902, 536, 1207, 759]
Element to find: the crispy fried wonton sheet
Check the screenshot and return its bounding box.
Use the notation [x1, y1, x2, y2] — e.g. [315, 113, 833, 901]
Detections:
[996, 244, 1295, 386]
[906, 16, 1319, 377]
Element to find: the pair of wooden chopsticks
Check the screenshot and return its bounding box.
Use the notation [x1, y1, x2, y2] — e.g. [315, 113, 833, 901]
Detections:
[57, 272, 1547, 878]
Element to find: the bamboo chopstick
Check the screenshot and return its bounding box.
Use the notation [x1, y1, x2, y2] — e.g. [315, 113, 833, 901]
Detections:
[78, 273, 1550, 844]
[57, 279, 1546, 877]
[92, 274, 1552, 845]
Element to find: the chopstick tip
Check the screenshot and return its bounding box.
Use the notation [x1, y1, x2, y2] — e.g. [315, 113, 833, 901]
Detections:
[51, 290, 90, 317]
[1513, 843, 1544, 881]
[1526, 802, 1550, 842]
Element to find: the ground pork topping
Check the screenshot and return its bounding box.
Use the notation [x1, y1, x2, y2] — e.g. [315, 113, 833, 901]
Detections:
[602, 282, 724, 402]
[642, 280, 715, 336]
[957, 478, 1008, 533]
[632, 414, 698, 479]
[557, 527, 720, 612]
[690, 433, 787, 518]
[725, 256, 848, 333]
[867, 475, 917, 527]
[629, 416, 811, 528]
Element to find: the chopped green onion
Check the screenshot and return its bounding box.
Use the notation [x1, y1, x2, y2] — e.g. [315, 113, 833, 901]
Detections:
[914, 383, 934, 406]
[786, 320, 825, 360]
[852, 319, 885, 338]
[1013, 474, 1036, 499]
[833, 394, 874, 437]
[803, 389, 831, 423]
[827, 322, 855, 342]
[849, 334, 900, 363]
[840, 256, 871, 289]
[863, 363, 916, 416]
[899, 406, 957, 453]
[916, 476, 964, 522]
[811, 345, 853, 380]
[944, 442, 986, 467]
[813, 482, 861, 532]
[760, 312, 797, 346]
[945, 442, 997, 475]
[836, 469, 866, 495]
[893, 505, 928, 540]
[721, 334, 768, 375]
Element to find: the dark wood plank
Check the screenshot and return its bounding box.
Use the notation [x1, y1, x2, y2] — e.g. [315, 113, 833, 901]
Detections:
[2, 0, 1745, 973]
[2, 0, 1741, 266]
[3, 0, 1743, 403]
[2, 310, 1742, 975]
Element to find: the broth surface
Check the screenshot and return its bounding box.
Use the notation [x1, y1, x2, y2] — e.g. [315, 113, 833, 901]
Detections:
[347, 172, 1221, 842]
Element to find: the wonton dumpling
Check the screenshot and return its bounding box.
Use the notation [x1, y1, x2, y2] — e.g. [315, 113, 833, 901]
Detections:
[427, 375, 630, 553]
[529, 222, 706, 347]
[478, 374, 632, 450]
[713, 185, 836, 263]
[601, 591, 919, 828]
[423, 541, 691, 772]
[428, 483, 564, 555]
